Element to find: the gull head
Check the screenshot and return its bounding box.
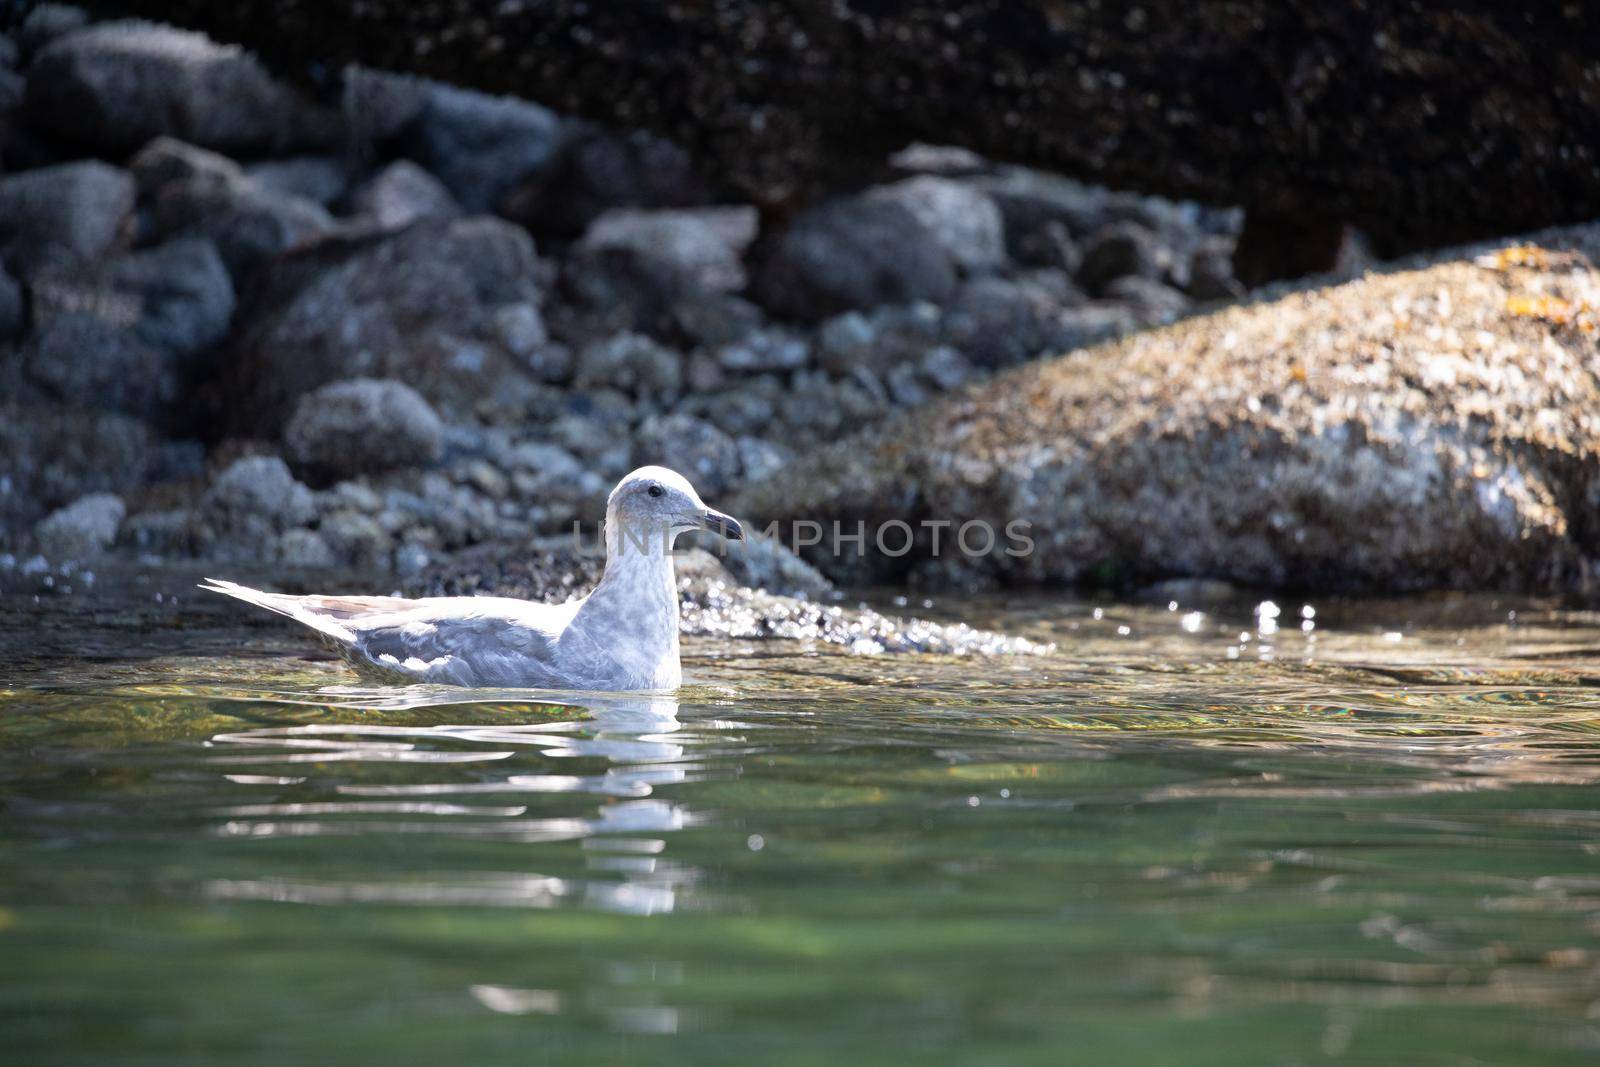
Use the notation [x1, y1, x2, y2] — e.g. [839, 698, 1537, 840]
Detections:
[607, 466, 744, 549]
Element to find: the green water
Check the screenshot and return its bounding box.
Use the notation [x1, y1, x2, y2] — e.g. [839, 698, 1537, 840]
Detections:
[5, 567, 1600, 1064]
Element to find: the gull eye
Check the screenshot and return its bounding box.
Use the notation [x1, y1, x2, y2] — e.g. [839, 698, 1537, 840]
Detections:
[647, 484, 664, 498]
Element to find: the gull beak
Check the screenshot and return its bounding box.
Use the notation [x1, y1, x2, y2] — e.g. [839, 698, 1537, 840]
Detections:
[699, 508, 744, 540]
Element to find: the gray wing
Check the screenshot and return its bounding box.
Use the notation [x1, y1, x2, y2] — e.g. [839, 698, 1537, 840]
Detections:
[347, 598, 582, 687]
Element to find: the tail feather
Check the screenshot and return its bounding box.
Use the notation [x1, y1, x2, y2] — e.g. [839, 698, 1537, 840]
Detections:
[199, 578, 359, 645]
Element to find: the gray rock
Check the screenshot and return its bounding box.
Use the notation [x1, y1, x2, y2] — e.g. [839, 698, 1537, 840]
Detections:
[0, 65, 23, 113]
[754, 197, 957, 321]
[0, 404, 153, 535]
[716, 529, 834, 599]
[317, 508, 393, 567]
[275, 527, 337, 567]
[775, 370, 886, 438]
[228, 216, 543, 430]
[505, 125, 710, 238]
[34, 492, 124, 559]
[1078, 221, 1168, 294]
[403, 83, 565, 212]
[632, 413, 741, 497]
[867, 176, 1007, 275]
[736, 435, 793, 486]
[346, 159, 460, 230]
[965, 167, 1109, 247]
[20, 313, 175, 420]
[816, 303, 945, 376]
[0, 161, 133, 273]
[715, 328, 810, 373]
[918, 345, 976, 393]
[101, 237, 235, 358]
[942, 277, 1048, 369]
[884, 362, 929, 407]
[1014, 219, 1082, 273]
[127, 136, 242, 198]
[148, 167, 335, 280]
[118, 507, 189, 555]
[733, 225, 1600, 594]
[490, 301, 549, 358]
[670, 291, 764, 348]
[1043, 303, 1139, 352]
[24, 20, 336, 155]
[1102, 275, 1190, 325]
[339, 67, 431, 151]
[283, 378, 445, 485]
[573, 332, 682, 398]
[191, 455, 316, 558]
[17, 4, 88, 57]
[246, 156, 349, 207]
[681, 378, 781, 439]
[578, 206, 758, 293]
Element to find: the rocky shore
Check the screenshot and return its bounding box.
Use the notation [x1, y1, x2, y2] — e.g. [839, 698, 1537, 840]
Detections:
[0, 11, 1243, 590]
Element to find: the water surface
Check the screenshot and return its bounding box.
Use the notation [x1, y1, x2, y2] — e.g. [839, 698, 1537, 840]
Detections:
[4, 565, 1600, 1064]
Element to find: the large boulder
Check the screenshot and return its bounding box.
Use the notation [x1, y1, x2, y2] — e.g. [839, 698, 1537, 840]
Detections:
[24, 19, 335, 155]
[34, 492, 125, 559]
[866, 176, 1006, 276]
[283, 378, 445, 486]
[401, 83, 565, 212]
[576, 206, 758, 293]
[18, 312, 176, 420]
[188, 454, 315, 559]
[226, 216, 546, 432]
[733, 226, 1600, 595]
[753, 196, 956, 321]
[145, 158, 335, 280]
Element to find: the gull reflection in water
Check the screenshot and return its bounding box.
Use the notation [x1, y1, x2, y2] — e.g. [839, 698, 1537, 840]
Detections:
[203, 690, 701, 919]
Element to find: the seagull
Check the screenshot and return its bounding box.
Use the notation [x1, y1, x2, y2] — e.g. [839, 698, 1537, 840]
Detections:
[201, 466, 744, 690]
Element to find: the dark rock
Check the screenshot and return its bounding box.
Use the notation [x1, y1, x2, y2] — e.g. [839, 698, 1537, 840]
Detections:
[1042, 304, 1138, 352]
[34, 492, 124, 558]
[402, 83, 565, 212]
[577, 206, 758, 293]
[917, 345, 975, 393]
[572, 332, 682, 399]
[1077, 221, 1166, 295]
[226, 216, 543, 431]
[20, 312, 176, 420]
[1187, 238, 1247, 301]
[346, 159, 459, 231]
[147, 166, 335, 280]
[942, 277, 1048, 369]
[1102, 275, 1190, 325]
[735, 436, 792, 486]
[965, 168, 1109, 247]
[505, 126, 711, 239]
[127, 136, 240, 198]
[101, 237, 235, 359]
[16, 4, 88, 57]
[24, 19, 336, 155]
[283, 377, 445, 486]
[0, 160, 133, 274]
[815, 303, 943, 376]
[669, 290, 764, 349]
[753, 197, 956, 321]
[561, 244, 690, 336]
[867, 176, 1006, 276]
[632, 413, 740, 497]
[245, 156, 350, 206]
[0, 264, 22, 338]
[0, 403, 153, 534]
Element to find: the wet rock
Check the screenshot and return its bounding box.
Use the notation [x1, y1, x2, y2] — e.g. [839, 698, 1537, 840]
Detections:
[246, 156, 349, 207]
[20, 312, 176, 420]
[0, 404, 153, 534]
[734, 225, 1600, 595]
[34, 492, 124, 559]
[0, 160, 133, 274]
[283, 378, 445, 486]
[227, 216, 543, 431]
[714, 328, 809, 374]
[632, 413, 740, 497]
[942, 277, 1048, 369]
[402, 83, 565, 212]
[189, 455, 315, 558]
[867, 176, 1006, 276]
[25, 20, 335, 155]
[753, 197, 956, 321]
[346, 159, 459, 231]
[507, 126, 711, 239]
[572, 332, 682, 399]
[1077, 221, 1167, 294]
[577, 206, 758, 293]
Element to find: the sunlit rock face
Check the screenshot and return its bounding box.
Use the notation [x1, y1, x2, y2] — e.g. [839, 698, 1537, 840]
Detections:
[734, 226, 1600, 596]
